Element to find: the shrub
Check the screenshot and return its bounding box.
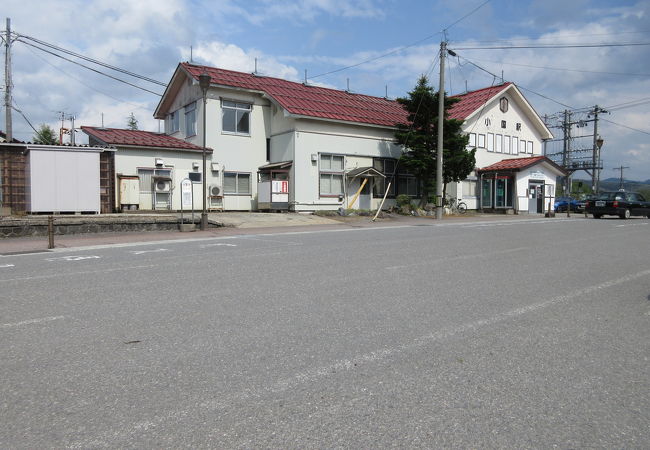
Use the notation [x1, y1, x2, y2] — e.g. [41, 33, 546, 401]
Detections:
[395, 194, 412, 208]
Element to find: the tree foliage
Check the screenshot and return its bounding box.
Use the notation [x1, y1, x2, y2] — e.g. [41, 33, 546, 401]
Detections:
[33, 124, 58, 145]
[126, 112, 139, 130]
[395, 76, 476, 206]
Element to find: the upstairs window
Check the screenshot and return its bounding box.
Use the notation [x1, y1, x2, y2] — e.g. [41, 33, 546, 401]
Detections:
[167, 110, 180, 134]
[184, 102, 196, 137]
[222, 100, 251, 135]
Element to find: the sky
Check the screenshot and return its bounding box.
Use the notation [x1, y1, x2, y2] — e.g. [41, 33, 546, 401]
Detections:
[3, 0, 650, 182]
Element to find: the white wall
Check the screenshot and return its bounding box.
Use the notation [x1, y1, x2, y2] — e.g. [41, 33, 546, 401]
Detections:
[28, 149, 100, 213]
[114, 148, 214, 211]
[291, 120, 401, 211]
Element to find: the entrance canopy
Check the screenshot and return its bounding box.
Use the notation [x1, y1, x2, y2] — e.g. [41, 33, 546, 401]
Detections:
[346, 166, 385, 179]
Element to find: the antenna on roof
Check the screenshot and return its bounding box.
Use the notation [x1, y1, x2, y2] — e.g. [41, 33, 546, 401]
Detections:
[346, 78, 350, 92]
[190, 45, 193, 63]
[501, 70, 504, 84]
[385, 85, 388, 99]
[254, 57, 258, 75]
[101, 112, 104, 128]
[304, 69, 308, 84]
[465, 80, 468, 93]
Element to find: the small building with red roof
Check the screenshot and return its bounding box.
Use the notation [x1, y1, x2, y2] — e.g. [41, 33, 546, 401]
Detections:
[82, 126, 214, 211]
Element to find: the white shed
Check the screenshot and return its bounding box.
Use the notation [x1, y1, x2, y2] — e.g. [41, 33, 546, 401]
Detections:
[27, 146, 103, 214]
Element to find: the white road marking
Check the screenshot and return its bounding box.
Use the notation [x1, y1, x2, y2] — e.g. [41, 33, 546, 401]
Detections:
[0, 264, 15, 268]
[0, 264, 157, 283]
[67, 267, 650, 449]
[45, 255, 101, 262]
[130, 248, 169, 255]
[1, 315, 65, 329]
[200, 243, 237, 248]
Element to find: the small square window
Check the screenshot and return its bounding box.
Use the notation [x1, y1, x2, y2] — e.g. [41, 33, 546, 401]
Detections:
[516, 123, 522, 131]
[501, 120, 506, 129]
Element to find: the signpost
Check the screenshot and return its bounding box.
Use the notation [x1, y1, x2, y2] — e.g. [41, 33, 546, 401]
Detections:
[180, 178, 193, 228]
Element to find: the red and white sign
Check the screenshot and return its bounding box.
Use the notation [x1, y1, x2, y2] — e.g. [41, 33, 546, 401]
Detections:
[272, 180, 289, 193]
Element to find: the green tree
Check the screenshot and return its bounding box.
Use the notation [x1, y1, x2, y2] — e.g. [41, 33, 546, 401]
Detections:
[33, 124, 58, 145]
[394, 76, 475, 206]
[126, 112, 139, 130]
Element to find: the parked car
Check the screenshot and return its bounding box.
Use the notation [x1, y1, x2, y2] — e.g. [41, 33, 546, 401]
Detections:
[554, 197, 580, 212]
[585, 191, 650, 219]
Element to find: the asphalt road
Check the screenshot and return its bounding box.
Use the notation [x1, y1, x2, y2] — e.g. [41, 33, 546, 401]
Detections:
[1, 216, 649, 448]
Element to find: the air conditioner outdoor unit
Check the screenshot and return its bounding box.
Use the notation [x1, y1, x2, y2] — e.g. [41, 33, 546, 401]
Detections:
[209, 185, 222, 197]
[154, 179, 172, 193]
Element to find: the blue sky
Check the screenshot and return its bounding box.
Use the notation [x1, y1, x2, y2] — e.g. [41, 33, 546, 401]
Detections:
[4, 0, 650, 181]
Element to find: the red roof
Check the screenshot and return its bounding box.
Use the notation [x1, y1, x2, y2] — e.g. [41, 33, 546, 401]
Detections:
[448, 83, 512, 121]
[478, 156, 566, 174]
[81, 127, 209, 152]
[181, 63, 408, 128]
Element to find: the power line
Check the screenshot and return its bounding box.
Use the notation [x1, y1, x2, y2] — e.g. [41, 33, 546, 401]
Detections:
[462, 56, 650, 77]
[443, 0, 492, 33]
[17, 40, 163, 96]
[15, 33, 166, 86]
[453, 42, 650, 50]
[22, 43, 154, 112]
[601, 118, 650, 136]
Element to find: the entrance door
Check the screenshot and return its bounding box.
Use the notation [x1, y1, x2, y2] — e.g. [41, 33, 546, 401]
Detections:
[359, 178, 371, 210]
[528, 182, 543, 213]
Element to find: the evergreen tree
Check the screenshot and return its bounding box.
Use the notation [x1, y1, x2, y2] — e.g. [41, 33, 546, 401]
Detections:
[33, 124, 58, 145]
[126, 112, 139, 130]
[395, 76, 475, 206]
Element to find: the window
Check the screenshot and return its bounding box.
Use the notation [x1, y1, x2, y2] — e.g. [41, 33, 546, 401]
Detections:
[485, 118, 491, 127]
[495, 134, 503, 153]
[137, 168, 172, 193]
[503, 135, 510, 154]
[501, 120, 507, 129]
[373, 158, 396, 197]
[500, 97, 509, 113]
[487, 133, 494, 152]
[512, 137, 519, 154]
[222, 100, 251, 135]
[519, 140, 526, 154]
[319, 154, 344, 196]
[527, 141, 534, 154]
[184, 102, 196, 137]
[516, 123, 522, 131]
[266, 138, 271, 161]
[469, 133, 477, 147]
[397, 176, 419, 197]
[224, 172, 251, 195]
[463, 180, 477, 197]
[167, 110, 180, 134]
[478, 134, 486, 148]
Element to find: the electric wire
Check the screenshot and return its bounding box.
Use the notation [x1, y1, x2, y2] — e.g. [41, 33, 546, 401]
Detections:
[453, 42, 650, 50]
[15, 33, 166, 86]
[11, 100, 38, 134]
[601, 118, 650, 136]
[443, 0, 492, 33]
[22, 43, 154, 112]
[17, 39, 163, 97]
[460, 56, 650, 78]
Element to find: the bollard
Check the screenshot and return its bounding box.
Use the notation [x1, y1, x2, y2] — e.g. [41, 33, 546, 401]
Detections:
[48, 216, 54, 249]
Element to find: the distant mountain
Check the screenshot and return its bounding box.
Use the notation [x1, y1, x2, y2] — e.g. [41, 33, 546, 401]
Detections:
[574, 178, 650, 192]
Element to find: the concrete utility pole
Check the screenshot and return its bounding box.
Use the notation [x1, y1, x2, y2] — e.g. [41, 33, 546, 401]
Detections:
[435, 41, 446, 220]
[590, 105, 607, 194]
[613, 166, 629, 190]
[4, 17, 12, 142]
[562, 110, 572, 195]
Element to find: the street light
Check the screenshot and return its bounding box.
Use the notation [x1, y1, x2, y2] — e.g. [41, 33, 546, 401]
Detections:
[595, 136, 604, 194]
[198, 72, 211, 231]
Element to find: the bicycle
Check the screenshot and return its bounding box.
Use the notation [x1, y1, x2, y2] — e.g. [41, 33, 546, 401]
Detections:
[444, 196, 467, 214]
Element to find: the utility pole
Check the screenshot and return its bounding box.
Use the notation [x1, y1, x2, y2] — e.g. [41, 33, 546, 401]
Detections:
[4, 17, 12, 142]
[590, 105, 607, 194]
[435, 40, 446, 220]
[68, 115, 76, 145]
[613, 166, 629, 190]
[562, 110, 572, 195]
